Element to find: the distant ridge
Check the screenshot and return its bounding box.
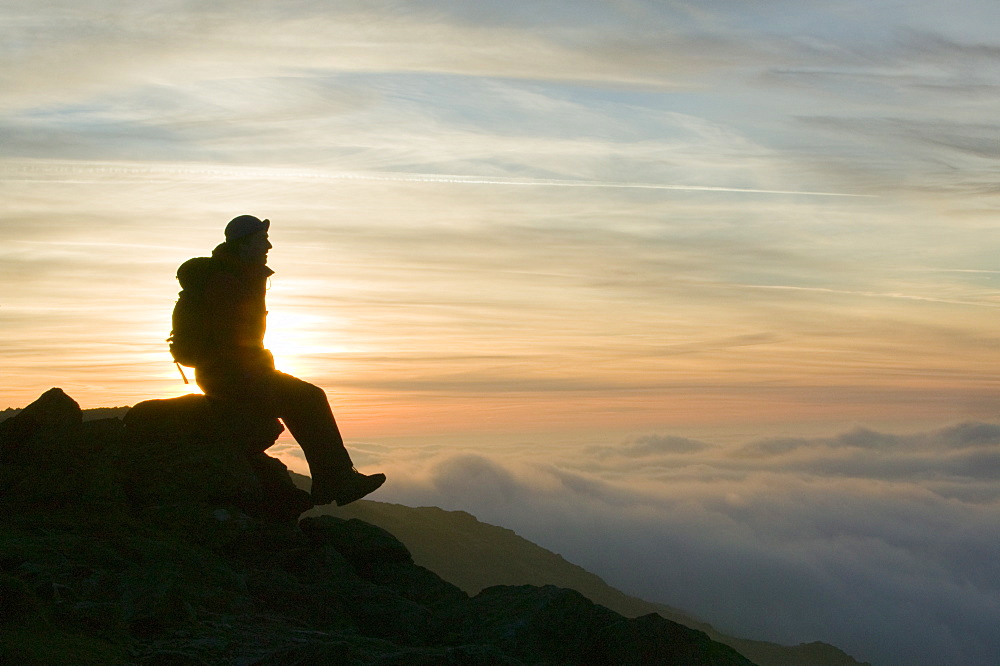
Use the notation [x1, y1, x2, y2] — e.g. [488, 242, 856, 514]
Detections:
[309, 493, 871, 666]
[0, 405, 130, 422]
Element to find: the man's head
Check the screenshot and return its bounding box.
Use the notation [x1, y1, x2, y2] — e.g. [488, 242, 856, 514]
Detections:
[225, 215, 271, 265]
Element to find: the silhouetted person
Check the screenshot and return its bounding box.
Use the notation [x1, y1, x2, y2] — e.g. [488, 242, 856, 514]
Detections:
[168, 215, 385, 506]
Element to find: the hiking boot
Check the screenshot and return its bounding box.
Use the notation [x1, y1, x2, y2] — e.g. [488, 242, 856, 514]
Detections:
[311, 468, 386, 507]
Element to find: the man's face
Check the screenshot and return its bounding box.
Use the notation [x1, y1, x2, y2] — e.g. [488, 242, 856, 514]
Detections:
[238, 231, 272, 265]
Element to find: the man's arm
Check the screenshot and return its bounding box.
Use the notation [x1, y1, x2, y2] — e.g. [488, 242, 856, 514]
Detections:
[200, 271, 274, 373]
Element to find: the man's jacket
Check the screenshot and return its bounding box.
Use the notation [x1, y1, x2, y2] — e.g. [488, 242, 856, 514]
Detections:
[170, 242, 274, 372]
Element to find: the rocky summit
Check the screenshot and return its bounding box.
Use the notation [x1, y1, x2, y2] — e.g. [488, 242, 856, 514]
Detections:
[0, 388, 756, 665]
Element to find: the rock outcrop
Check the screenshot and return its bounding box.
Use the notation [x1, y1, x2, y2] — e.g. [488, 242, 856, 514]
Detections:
[122, 393, 313, 521]
[0, 388, 757, 665]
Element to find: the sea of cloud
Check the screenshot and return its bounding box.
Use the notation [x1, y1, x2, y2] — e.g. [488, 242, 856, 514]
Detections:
[306, 422, 1000, 666]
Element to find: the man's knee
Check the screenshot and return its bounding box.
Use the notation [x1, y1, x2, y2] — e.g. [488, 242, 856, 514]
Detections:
[301, 381, 327, 403]
[272, 371, 327, 403]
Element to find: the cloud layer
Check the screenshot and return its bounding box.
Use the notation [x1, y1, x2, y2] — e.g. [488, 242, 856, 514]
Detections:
[359, 422, 1000, 666]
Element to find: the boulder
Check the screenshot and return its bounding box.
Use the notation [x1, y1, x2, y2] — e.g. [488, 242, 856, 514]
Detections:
[122, 393, 313, 521]
[0, 387, 82, 465]
[0, 388, 125, 513]
[0, 389, 312, 522]
[443, 584, 755, 665]
[591, 612, 759, 665]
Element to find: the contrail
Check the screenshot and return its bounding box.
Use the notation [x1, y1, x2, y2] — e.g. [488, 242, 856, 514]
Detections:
[738, 283, 1000, 308]
[334, 171, 875, 198]
[0, 159, 874, 198]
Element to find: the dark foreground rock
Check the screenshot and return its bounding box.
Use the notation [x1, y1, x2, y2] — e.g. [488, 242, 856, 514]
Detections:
[0, 388, 757, 665]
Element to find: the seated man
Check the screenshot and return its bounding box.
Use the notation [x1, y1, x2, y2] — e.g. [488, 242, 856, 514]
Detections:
[168, 214, 385, 506]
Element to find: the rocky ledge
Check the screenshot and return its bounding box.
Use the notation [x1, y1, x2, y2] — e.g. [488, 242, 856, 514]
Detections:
[0, 388, 756, 665]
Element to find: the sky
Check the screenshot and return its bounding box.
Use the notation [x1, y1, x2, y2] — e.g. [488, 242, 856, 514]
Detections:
[2, 1, 1000, 664]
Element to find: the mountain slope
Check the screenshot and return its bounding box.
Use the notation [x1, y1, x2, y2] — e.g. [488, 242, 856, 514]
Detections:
[1, 395, 867, 666]
[1, 389, 758, 666]
[308, 495, 870, 666]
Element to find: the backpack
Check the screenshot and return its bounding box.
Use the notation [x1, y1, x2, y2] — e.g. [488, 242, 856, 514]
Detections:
[167, 257, 217, 367]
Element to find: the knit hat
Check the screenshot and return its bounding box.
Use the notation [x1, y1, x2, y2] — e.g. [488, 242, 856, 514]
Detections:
[225, 215, 270, 242]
